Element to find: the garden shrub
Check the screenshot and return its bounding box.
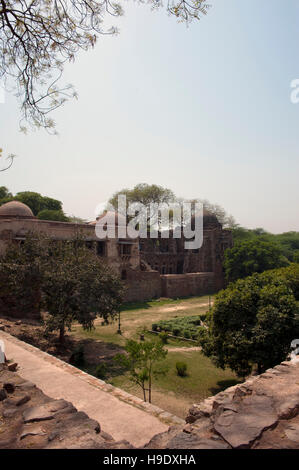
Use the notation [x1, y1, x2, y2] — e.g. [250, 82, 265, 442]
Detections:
[176, 361, 188, 377]
[172, 327, 181, 336]
[159, 331, 168, 344]
[94, 362, 107, 379]
[69, 345, 85, 367]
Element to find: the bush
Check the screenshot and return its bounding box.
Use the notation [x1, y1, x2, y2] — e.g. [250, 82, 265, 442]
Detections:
[154, 315, 203, 340]
[176, 361, 187, 377]
[159, 331, 168, 344]
[69, 345, 85, 367]
[152, 323, 158, 331]
[172, 327, 181, 337]
[94, 363, 107, 379]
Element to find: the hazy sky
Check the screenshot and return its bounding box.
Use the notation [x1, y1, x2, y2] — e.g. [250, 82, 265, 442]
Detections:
[0, 0, 299, 233]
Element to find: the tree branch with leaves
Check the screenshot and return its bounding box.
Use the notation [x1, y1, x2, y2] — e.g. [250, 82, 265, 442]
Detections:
[0, 0, 210, 131]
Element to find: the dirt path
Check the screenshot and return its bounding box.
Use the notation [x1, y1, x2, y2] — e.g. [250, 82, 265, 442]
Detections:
[0, 331, 170, 447]
[167, 346, 202, 352]
[157, 301, 213, 314]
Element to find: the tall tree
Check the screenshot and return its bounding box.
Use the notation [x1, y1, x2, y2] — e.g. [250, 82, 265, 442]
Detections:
[199, 270, 299, 378]
[0, 190, 63, 216]
[0, 233, 124, 344]
[42, 238, 124, 343]
[37, 209, 69, 222]
[109, 183, 176, 210]
[224, 239, 289, 282]
[0, 185, 12, 199]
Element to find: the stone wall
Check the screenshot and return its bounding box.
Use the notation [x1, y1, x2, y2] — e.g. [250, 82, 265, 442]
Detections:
[124, 272, 215, 302]
[160, 273, 215, 298]
[0, 364, 133, 449]
[124, 270, 162, 302]
[145, 360, 299, 449]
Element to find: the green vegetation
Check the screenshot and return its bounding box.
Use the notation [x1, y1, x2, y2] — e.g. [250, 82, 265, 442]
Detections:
[0, 186, 70, 221]
[108, 183, 236, 227]
[115, 339, 168, 403]
[232, 227, 299, 264]
[199, 264, 299, 377]
[110, 347, 240, 416]
[176, 361, 188, 377]
[73, 296, 212, 347]
[224, 239, 289, 282]
[71, 295, 239, 416]
[153, 314, 206, 340]
[158, 331, 169, 344]
[69, 345, 85, 367]
[94, 363, 107, 379]
[37, 209, 69, 222]
[0, 233, 124, 344]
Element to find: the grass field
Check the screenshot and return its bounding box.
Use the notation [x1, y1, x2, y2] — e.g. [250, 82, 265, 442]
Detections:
[71, 295, 240, 418]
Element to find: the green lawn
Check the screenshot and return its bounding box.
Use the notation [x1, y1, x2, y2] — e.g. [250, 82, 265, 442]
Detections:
[109, 346, 240, 418]
[72, 295, 213, 346]
[70, 295, 240, 418]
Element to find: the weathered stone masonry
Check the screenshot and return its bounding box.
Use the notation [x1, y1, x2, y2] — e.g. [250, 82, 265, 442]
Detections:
[0, 202, 233, 309]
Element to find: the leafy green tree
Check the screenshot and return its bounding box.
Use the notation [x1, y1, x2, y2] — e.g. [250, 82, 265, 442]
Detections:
[37, 209, 69, 222]
[115, 339, 168, 403]
[231, 227, 299, 264]
[0, 233, 48, 317]
[199, 272, 299, 378]
[68, 215, 88, 224]
[42, 239, 124, 343]
[0, 190, 63, 215]
[0, 185, 12, 200]
[14, 191, 62, 215]
[224, 239, 289, 282]
[109, 183, 176, 211]
[260, 263, 299, 302]
[0, 233, 124, 344]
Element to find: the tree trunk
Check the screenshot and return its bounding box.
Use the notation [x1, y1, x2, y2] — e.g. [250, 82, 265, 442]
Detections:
[142, 386, 146, 402]
[257, 362, 263, 375]
[59, 325, 65, 344]
[148, 375, 152, 404]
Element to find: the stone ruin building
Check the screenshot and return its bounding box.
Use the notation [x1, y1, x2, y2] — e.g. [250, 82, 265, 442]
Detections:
[0, 201, 233, 306]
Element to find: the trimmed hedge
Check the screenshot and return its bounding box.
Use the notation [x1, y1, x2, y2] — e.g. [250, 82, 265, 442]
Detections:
[152, 315, 205, 340]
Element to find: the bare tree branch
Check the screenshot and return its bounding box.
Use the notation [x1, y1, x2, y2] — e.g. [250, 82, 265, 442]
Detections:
[0, 0, 209, 131]
[0, 147, 16, 171]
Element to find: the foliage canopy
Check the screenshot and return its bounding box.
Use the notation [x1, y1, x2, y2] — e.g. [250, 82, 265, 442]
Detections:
[199, 265, 299, 377]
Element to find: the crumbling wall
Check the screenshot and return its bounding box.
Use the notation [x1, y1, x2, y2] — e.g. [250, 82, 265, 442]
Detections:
[160, 273, 215, 298]
[124, 270, 162, 302]
[145, 360, 299, 449]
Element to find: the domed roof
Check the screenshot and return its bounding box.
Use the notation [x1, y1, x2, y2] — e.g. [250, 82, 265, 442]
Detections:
[89, 211, 127, 226]
[191, 209, 220, 227]
[0, 201, 35, 218]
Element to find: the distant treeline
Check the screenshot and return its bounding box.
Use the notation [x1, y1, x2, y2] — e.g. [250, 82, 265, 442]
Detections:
[231, 227, 299, 263]
[0, 186, 85, 223]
